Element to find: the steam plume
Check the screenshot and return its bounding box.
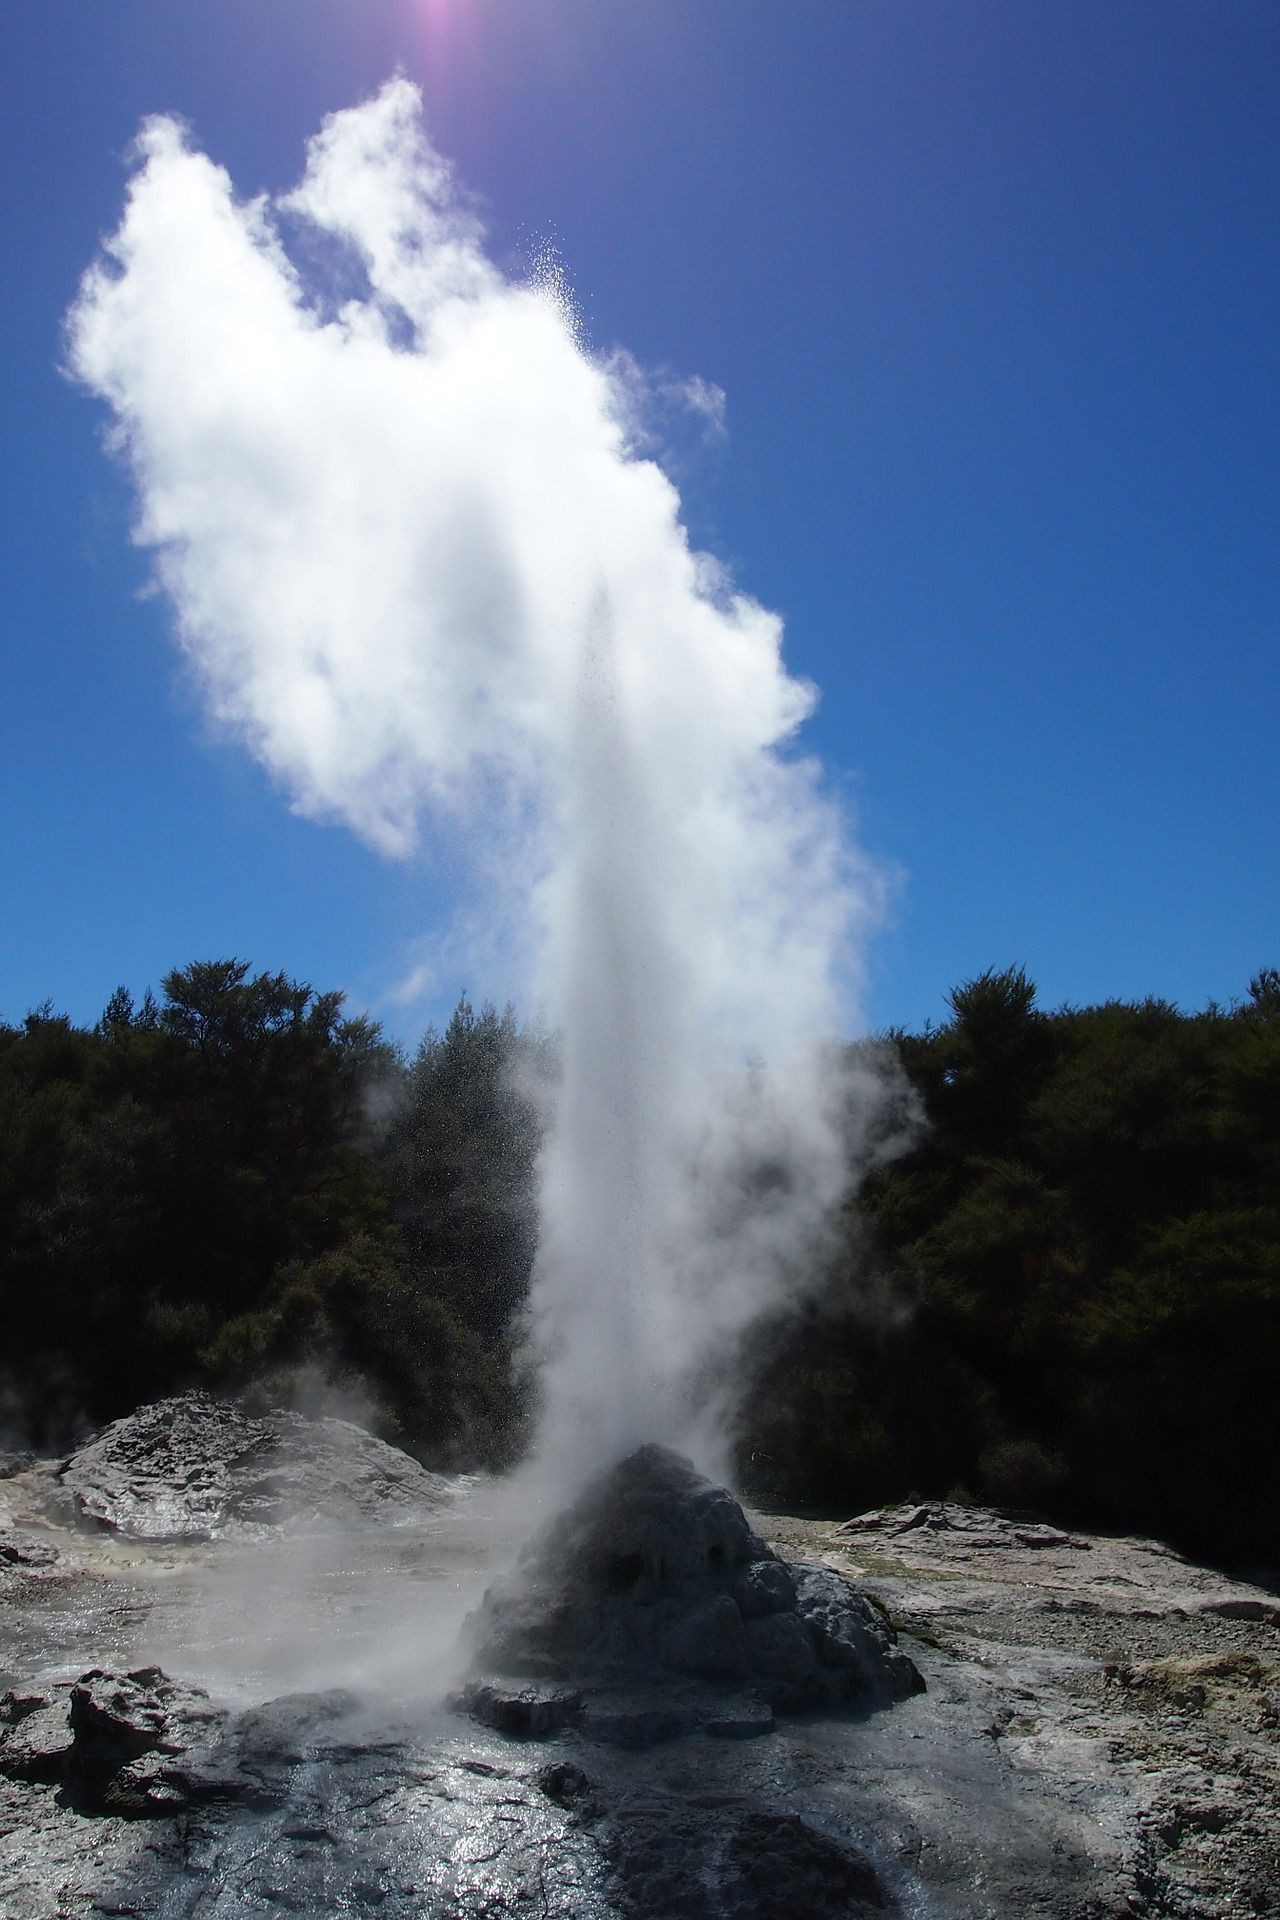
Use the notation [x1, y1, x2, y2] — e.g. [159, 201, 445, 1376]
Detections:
[68, 80, 893, 1482]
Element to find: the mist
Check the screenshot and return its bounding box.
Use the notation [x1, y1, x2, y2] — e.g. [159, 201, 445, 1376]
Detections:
[68, 79, 893, 1490]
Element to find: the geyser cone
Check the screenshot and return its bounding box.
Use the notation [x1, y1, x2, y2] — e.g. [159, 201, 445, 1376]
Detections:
[460, 1446, 922, 1743]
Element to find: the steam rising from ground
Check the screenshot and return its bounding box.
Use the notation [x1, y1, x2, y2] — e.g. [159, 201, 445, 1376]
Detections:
[69, 80, 897, 1487]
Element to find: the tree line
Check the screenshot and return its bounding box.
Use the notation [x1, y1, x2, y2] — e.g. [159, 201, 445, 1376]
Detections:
[743, 966, 1280, 1566]
[0, 963, 541, 1468]
[1, 959, 1275, 1564]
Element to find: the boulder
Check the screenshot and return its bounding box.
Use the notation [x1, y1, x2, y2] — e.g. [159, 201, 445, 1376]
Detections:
[59, 1393, 452, 1540]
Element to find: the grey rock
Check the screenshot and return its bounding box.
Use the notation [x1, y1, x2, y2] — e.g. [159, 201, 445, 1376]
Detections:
[1204, 1596, 1280, 1625]
[0, 1692, 72, 1782]
[0, 1667, 255, 1816]
[464, 1445, 921, 1742]
[535, 1757, 598, 1810]
[0, 1488, 60, 1567]
[59, 1392, 452, 1540]
[839, 1500, 1091, 1552]
[703, 1698, 776, 1739]
[66, 1666, 231, 1815]
[232, 1687, 361, 1764]
[455, 1679, 582, 1739]
[743, 1610, 819, 1699]
[794, 1566, 896, 1677]
[835, 1498, 1279, 1624]
[601, 1797, 894, 1919]
[577, 1693, 690, 1749]
[0, 1532, 59, 1568]
[657, 1592, 749, 1678]
[733, 1557, 795, 1620]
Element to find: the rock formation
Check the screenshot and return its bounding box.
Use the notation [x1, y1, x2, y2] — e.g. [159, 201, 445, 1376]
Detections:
[4, 1422, 1278, 1914]
[460, 1444, 922, 1743]
[0, 1667, 242, 1815]
[58, 1392, 452, 1540]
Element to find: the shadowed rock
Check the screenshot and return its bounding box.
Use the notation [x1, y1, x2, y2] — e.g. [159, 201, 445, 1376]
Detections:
[601, 1799, 894, 1919]
[462, 1445, 922, 1743]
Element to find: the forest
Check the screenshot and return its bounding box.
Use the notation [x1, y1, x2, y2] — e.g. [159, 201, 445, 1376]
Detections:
[2, 959, 1276, 1567]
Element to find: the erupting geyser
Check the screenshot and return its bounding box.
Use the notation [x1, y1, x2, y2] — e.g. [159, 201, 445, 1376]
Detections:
[68, 79, 900, 1490]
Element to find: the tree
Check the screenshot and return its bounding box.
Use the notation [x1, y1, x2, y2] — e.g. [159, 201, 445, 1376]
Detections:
[938, 966, 1055, 1149]
[0, 962, 404, 1440]
[381, 996, 548, 1342]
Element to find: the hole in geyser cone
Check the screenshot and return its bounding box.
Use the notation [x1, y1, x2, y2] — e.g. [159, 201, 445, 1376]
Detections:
[455, 1443, 923, 1748]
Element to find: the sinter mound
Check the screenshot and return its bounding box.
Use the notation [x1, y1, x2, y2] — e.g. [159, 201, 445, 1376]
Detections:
[58, 1393, 451, 1541]
[462, 1444, 922, 1744]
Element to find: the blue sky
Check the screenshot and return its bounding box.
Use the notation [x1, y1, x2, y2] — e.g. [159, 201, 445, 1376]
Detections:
[3, 0, 1277, 1044]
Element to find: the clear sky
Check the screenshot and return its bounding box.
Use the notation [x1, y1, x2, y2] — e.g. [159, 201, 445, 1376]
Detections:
[3, 0, 1277, 1044]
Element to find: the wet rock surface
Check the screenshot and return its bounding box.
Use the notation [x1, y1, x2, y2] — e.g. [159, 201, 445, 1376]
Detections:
[463, 1445, 922, 1743]
[58, 1392, 453, 1539]
[3, 1419, 1279, 1917]
[0, 1670, 907, 1919]
[593, 1792, 896, 1919]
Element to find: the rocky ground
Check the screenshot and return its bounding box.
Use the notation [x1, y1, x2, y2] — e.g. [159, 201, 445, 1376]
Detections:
[1, 1400, 1277, 1918]
[763, 1499, 1280, 1917]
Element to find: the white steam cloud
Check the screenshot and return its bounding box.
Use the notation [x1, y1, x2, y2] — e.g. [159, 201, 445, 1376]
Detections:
[68, 79, 895, 1484]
